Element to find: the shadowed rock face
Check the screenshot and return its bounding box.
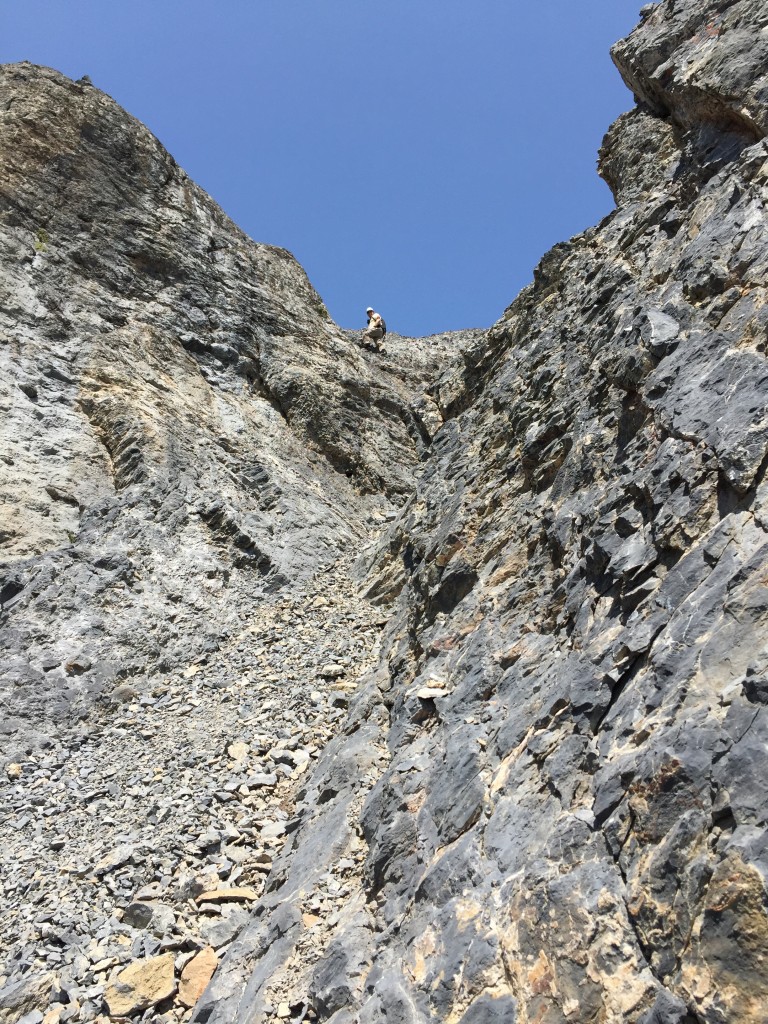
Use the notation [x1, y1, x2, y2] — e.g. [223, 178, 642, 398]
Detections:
[0, 62, 476, 753]
[2, 0, 768, 1021]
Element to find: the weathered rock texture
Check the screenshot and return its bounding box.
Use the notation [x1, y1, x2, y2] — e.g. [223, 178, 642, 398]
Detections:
[192, 2, 768, 1022]
[2, 1, 768, 1022]
[0, 60, 475, 756]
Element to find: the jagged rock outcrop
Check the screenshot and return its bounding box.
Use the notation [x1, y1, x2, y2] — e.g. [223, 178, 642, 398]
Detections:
[0, 61, 477, 757]
[191, 2, 768, 1022]
[2, 1, 768, 1022]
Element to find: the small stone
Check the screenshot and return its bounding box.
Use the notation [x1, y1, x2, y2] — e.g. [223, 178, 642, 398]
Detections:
[270, 749, 294, 766]
[226, 741, 249, 761]
[174, 871, 206, 903]
[134, 882, 164, 901]
[17, 1012, 44, 1024]
[318, 663, 345, 679]
[260, 821, 286, 840]
[177, 946, 217, 1008]
[223, 844, 251, 865]
[246, 773, 278, 788]
[103, 953, 176, 1017]
[93, 844, 136, 877]
[123, 902, 176, 937]
[64, 655, 91, 676]
[92, 957, 118, 973]
[110, 684, 138, 705]
[196, 829, 220, 851]
[6, 762, 22, 780]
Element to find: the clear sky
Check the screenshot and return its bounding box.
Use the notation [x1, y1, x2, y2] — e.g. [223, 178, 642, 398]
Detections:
[3, 1, 642, 336]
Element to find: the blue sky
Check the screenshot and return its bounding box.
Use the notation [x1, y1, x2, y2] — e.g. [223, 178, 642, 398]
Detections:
[3, 1, 642, 336]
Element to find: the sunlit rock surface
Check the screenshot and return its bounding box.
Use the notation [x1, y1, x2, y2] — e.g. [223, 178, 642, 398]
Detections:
[197, 2, 768, 1022]
[0, 61, 471, 753]
[1, 1, 767, 1022]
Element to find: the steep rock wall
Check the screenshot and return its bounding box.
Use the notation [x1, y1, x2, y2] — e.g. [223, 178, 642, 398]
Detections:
[195, 2, 768, 1022]
[0, 63, 473, 756]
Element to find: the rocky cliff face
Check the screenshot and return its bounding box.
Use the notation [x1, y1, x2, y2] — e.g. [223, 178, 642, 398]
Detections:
[0, 60, 477, 757]
[2, 2, 768, 1023]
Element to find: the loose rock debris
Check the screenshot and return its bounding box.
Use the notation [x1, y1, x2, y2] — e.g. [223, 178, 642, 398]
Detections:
[0, 558, 382, 1023]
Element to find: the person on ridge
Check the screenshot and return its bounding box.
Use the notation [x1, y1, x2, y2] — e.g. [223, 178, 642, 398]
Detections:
[362, 306, 386, 353]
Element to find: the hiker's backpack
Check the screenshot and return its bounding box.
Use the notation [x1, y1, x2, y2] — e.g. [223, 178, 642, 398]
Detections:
[380, 317, 387, 337]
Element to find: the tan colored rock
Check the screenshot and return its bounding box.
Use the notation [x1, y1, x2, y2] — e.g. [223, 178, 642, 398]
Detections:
[415, 686, 447, 700]
[0, 972, 55, 1024]
[92, 956, 118, 973]
[196, 887, 259, 904]
[104, 952, 176, 1017]
[5, 762, 22, 780]
[227, 740, 249, 761]
[177, 946, 218, 1008]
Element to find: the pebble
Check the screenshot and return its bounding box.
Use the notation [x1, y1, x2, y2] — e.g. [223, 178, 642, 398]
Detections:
[318, 664, 345, 679]
[226, 741, 249, 762]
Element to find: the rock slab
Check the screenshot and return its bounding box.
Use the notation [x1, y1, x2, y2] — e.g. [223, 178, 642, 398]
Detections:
[178, 947, 218, 1009]
[103, 952, 176, 1016]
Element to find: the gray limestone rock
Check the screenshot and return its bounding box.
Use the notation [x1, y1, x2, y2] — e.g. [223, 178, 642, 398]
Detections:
[3, 2, 768, 1022]
[0, 61, 466, 757]
[196, 3, 768, 1022]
